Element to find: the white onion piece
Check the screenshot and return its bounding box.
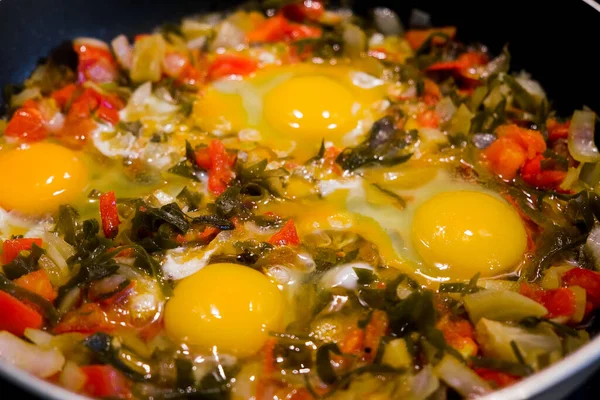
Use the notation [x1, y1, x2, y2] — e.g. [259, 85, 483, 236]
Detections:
[515, 74, 546, 102]
[321, 263, 374, 290]
[10, 87, 41, 107]
[130, 81, 153, 107]
[568, 110, 600, 163]
[342, 23, 366, 58]
[187, 36, 207, 50]
[210, 21, 245, 50]
[373, 8, 404, 36]
[59, 361, 86, 393]
[162, 232, 231, 280]
[435, 97, 458, 123]
[74, 37, 110, 50]
[586, 225, 600, 267]
[111, 34, 133, 69]
[434, 355, 492, 398]
[24, 328, 54, 347]
[410, 366, 440, 400]
[0, 331, 65, 378]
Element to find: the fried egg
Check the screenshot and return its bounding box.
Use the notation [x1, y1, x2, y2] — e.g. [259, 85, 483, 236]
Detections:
[193, 63, 388, 160]
[0, 143, 88, 215]
[164, 263, 284, 357]
[263, 163, 528, 283]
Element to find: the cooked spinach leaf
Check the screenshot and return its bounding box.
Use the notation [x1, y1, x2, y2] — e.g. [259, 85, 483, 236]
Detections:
[336, 116, 414, 171]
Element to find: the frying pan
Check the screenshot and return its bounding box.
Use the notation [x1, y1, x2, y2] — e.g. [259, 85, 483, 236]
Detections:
[0, 0, 599, 398]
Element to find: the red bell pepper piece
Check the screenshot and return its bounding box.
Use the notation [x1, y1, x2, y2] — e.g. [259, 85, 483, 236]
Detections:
[405, 27, 457, 50]
[521, 154, 567, 190]
[51, 84, 78, 110]
[4, 107, 48, 142]
[3, 238, 43, 264]
[80, 365, 130, 399]
[281, 0, 324, 22]
[416, 108, 440, 128]
[54, 302, 113, 334]
[14, 270, 57, 303]
[247, 14, 321, 43]
[268, 220, 300, 246]
[74, 42, 118, 84]
[474, 368, 520, 388]
[547, 119, 571, 141]
[207, 54, 258, 81]
[562, 268, 600, 308]
[196, 139, 236, 196]
[99, 191, 120, 239]
[0, 291, 44, 336]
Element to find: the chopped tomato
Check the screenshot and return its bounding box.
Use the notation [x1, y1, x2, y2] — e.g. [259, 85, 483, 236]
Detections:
[404, 27, 457, 50]
[96, 104, 120, 125]
[282, 0, 324, 22]
[54, 302, 113, 334]
[199, 226, 220, 242]
[547, 119, 571, 141]
[247, 14, 322, 43]
[74, 42, 118, 84]
[521, 154, 567, 190]
[520, 283, 576, 319]
[198, 139, 236, 195]
[426, 51, 487, 72]
[496, 124, 546, 159]
[483, 137, 527, 180]
[162, 51, 189, 78]
[0, 291, 43, 336]
[4, 107, 48, 142]
[14, 270, 57, 303]
[80, 365, 130, 399]
[268, 220, 301, 246]
[475, 368, 520, 388]
[437, 315, 478, 358]
[262, 338, 277, 376]
[68, 88, 101, 118]
[562, 268, 600, 308]
[99, 191, 120, 239]
[207, 54, 258, 81]
[423, 79, 442, 105]
[339, 327, 365, 354]
[51, 84, 78, 109]
[3, 238, 43, 264]
[416, 108, 440, 128]
[363, 309, 389, 361]
[483, 124, 547, 180]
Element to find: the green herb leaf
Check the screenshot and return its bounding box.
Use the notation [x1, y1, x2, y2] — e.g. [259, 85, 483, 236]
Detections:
[3, 243, 44, 280]
[354, 268, 376, 285]
[84, 332, 153, 381]
[316, 343, 343, 385]
[176, 187, 202, 212]
[336, 117, 414, 171]
[0, 274, 58, 324]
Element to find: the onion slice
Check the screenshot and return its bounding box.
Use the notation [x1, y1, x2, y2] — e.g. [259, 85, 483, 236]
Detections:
[373, 7, 404, 36]
[0, 331, 65, 378]
[112, 34, 133, 69]
[568, 110, 600, 163]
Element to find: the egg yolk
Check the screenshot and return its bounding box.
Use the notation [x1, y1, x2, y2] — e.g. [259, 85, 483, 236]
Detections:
[0, 143, 88, 215]
[164, 263, 284, 357]
[264, 75, 359, 139]
[412, 191, 527, 280]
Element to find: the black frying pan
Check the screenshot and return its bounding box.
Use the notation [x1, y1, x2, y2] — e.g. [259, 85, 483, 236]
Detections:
[0, 0, 599, 398]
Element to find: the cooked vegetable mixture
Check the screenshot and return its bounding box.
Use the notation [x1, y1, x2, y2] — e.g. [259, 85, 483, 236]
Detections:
[1, 1, 600, 399]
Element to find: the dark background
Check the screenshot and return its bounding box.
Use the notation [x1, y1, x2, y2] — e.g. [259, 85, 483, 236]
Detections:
[0, 0, 599, 398]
